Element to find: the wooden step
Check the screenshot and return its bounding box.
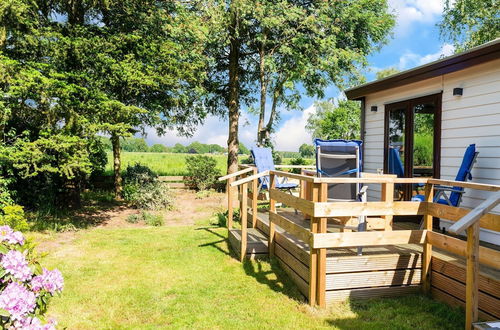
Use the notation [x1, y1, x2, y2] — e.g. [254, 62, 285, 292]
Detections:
[228, 228, 268, 259]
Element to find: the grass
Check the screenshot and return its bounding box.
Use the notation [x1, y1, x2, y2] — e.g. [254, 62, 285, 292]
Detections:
[105, 152, 313, 176]
[36, 217, 464, 329]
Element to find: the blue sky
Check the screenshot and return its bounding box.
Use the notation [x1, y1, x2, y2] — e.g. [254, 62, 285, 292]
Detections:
[145, 0, 455, 151]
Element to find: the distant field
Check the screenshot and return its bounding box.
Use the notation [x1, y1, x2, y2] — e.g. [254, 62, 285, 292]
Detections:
[105, 152, 313, 176]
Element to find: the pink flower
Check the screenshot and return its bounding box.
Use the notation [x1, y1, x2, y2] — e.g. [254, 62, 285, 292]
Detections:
[31, 268, 64, 294]
[0, 282, 36, 321]
[0, 226, 24, 245]
[13, 316, 57, 330]
[1, 250, 32, 282]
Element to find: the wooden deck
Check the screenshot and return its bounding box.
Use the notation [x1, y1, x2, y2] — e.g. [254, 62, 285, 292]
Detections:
[227, 208, 500, 318]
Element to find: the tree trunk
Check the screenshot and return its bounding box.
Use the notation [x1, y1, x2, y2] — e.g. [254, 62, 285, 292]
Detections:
[226, 2, 240, 174]
[263, 88, 281, 145]
[257, 36, 267, 146]
[111, 133, 123, 199]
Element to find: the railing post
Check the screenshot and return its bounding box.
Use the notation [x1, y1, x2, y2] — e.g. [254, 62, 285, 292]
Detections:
[382, 180, 394, 231]
[252, 167, 258, 228]
[316, 183, 328, 308]
[308, 183, 320, 306]
[422, 183, 434, 294]
[465, 222, 479, 329]
[269, 173, 277, 257]
[240, 182, 248, 262]
[227, 177, 234, 229]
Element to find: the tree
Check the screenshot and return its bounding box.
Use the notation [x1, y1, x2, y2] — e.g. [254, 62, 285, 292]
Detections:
[299, 144, 315, 158]
[376, 67, 399, 80]
[172, 143, 187, 153]
[252, 0, 395, 146]
[238, 143, 250, 155]
[150, 144, 169, 153]
[306, 100, 361, 140]
[439, 0, 500, 51]
[121, 138, 149, 152]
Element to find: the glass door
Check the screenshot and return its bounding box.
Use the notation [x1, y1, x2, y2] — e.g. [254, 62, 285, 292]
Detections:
[384, 93, 441, 200]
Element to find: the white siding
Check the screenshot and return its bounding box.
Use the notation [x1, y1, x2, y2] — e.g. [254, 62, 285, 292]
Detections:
[362, 58, 500, 242]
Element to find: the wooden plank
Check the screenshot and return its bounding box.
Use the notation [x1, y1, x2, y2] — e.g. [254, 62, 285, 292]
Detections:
[314, 201, 427, 218]
[428, 179, 500, 192]
[312, 230, 427, 249]
[277, 258, 309, 299]
[381, 182, 394, 231]
[449, 191, 500, 234]
[308, 183, 320, 306]
[269, 211, 311, 244]
[432, 271, 500, 318]
[422, 184, 434, 293]
[231, 170, 269, 187]
[269, 174, 277, 257]
[240, 183, 248, 262]
[466, 223, 480, 328]
[427, 231, 500, 269]
[218, 167, 254, 181]
[252, 168, 258, 228]
[326, 285, 421, 303]
[427, 203, 500, 232]
[227, 177, 234, 229]
[270, 188, 315, 215]
[270, 170, 316, 182]
[326, 269, 421, 290]
[431, 288, 496, 321]
[327, 253, 421, 274]
[275, 243, 309, 282]
[432, 257, 500, 298]
[317, 183, 328, 308]
[274, 231, 310, 266]
[158, 176, 184, 181]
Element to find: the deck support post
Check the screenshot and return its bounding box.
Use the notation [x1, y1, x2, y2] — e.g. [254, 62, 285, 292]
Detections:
[316, 183, 328, 308]
[422, 183, 434, 294]
[252, 167, 258, 228]
[308, 183, 320, 306]
[465, 222, 479, 329]
[269, 173, 277, 257]
[381, 180, 394, 231]
[227, 177, 234, 229]
[240, 182, 248, 262]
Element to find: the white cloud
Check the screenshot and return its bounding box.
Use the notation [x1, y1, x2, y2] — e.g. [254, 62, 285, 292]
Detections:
[397, 43, 455, 70]
[273, 105, 315, 151]
[388, 0, 445, 35]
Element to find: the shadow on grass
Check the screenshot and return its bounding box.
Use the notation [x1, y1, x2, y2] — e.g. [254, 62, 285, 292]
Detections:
[242, 257, 306, 303]
[29, 191, 124, 232]
[196, 226, 231, 256]
[325, 294, 464, 330]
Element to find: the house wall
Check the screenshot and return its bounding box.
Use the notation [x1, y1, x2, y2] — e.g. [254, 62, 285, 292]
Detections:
[363, 58, 500, 242]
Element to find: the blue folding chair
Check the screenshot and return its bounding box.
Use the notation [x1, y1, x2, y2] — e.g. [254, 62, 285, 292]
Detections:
[251, 147, 298, 193]
[412, 144, 478, 206]
[388, 147, 405, 200]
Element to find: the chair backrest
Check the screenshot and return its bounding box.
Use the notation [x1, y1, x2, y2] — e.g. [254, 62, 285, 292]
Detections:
[388, 147, 404, 178]
[314, 139, 362, 201]
[250, 147, 275, 186]
[449, 144, 478, 206]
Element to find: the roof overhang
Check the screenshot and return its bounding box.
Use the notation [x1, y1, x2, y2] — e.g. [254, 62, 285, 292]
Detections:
[345, 38, 500, 100]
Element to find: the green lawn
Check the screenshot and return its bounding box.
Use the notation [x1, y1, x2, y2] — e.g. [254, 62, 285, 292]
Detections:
[37, 217, 464, 329]
[105, 152, 313, 176]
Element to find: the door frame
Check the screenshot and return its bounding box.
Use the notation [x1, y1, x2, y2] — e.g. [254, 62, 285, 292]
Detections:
[383, 92, 442, 197]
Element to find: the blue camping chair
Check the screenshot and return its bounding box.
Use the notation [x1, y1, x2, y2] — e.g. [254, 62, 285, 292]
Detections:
[251, 147, 298, 193]
[388, 147, 405, 200]
[412, 144, 478, 206]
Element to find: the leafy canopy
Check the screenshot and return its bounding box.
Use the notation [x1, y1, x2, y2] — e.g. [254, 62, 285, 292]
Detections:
[306, 100, 361, 141]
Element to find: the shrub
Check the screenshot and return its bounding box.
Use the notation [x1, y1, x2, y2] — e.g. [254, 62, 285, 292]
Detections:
[124, 181, 173, 211]
[0, 226, 63, 328]
[0, 205, 29, 232]
[414, 133, 433, 167]
[126, 214, 141, 224]
[185, 155, 221, 190]
[123, 164, 158, 186]
[289, 157, 309, 174]
[142, 211, 164, 226]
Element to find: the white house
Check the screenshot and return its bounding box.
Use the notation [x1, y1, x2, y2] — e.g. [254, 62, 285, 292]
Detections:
[345, 38, 500, 244]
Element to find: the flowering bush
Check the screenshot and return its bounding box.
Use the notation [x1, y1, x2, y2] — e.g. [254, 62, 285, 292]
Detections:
[0, 226, 63, 329]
